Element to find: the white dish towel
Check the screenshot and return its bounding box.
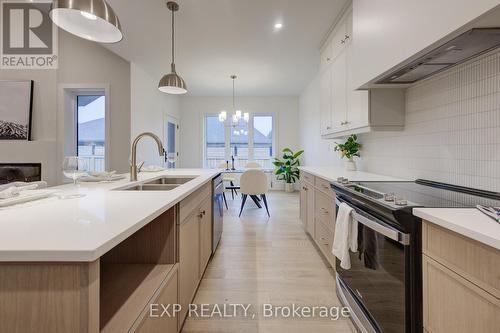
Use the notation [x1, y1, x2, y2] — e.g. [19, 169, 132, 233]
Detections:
[332, 202, 358, 269]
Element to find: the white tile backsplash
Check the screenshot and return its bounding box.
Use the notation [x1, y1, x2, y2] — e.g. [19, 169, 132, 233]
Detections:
[359, 49, 500, 191]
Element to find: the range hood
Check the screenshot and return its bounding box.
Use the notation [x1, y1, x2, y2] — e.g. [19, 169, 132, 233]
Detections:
[376, 28, 500, 84]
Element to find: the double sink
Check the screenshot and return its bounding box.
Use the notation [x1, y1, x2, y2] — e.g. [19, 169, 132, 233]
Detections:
[117, 176, 197, 191]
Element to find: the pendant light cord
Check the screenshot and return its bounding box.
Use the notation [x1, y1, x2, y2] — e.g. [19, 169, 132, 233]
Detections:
[232, 78, 235, 110]
[171, 7, 175, 66]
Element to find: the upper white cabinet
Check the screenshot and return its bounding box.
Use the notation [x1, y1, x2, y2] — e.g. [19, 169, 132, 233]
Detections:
[351, 0, 500, 89]
[320, 7, 405, 138]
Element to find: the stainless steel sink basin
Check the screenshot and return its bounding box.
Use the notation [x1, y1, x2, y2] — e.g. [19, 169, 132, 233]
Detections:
[144, 176, 196, 185]
[122, 184, 181, 191]
[116, 176, 197, 191]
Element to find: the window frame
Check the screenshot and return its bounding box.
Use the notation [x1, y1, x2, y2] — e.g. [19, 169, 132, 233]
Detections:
[58, 84, 110, 181]
[203, 112, 277, 168]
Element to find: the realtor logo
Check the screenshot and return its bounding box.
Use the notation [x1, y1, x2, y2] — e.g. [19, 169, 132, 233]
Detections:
[1, 0, 58, 69]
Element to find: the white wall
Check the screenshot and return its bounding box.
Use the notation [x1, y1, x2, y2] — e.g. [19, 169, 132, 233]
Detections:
[130, 64, 180, 166]
[298, 75, 344, 168]
[58, 31, 131, 175]
[0, 30, 131, 185]
[179, 96, 300, 168]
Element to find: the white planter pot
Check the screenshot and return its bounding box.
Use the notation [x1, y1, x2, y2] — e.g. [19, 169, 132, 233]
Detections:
[284, 183, 295, 193]
[345, 158, 357, 171]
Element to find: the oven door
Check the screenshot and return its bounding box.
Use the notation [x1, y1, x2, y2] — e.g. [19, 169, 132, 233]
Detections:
[335, 196, 410, 333]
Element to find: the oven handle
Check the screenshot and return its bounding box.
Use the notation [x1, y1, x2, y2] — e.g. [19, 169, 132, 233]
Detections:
[335, 197, 410, 245]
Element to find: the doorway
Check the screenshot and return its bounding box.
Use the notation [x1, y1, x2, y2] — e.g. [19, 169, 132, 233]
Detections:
[164, 115, 179, 168]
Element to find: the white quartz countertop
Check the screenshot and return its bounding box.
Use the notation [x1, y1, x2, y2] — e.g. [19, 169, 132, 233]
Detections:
[299, 166, 407, 182]
[414, 208, 500, 250]
[0, 169, 220, 262]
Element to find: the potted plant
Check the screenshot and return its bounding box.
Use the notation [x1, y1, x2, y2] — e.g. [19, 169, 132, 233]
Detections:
[334, 134, 362, 171]
[273, 148, 304, 192]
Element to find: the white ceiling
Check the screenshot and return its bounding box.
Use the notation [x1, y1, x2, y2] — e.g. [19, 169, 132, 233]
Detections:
[105, 0, 348, 96]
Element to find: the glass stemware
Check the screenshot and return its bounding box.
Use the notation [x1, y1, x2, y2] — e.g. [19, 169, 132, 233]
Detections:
[63, 156, 88, 185]
[167, 152, 177, 168]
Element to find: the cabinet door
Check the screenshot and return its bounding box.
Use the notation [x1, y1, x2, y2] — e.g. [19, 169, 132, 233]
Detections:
[306, 184, 315, 236]
[345, 10, 369, 130]
[199, 198, 212, 277]
[330, 18, 347, 61]
[320, 67, 333, 135]
[136, 269, 178, 333]
[320, 40, 333, 73]
[423, 255, 500, 333]
[299, 182, 307, 227]
[331, 49, 347, 132]
[179, 214, 200, 324]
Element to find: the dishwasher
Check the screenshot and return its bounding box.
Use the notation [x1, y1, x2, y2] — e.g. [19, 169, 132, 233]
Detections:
[212, 174, 224, 254]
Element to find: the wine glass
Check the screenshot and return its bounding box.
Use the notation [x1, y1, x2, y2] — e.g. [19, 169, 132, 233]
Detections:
[167, 152, 177, 168]
[63, 156, 88, 185]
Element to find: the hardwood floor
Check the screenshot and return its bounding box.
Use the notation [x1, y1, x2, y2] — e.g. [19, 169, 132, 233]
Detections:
[182, 191, 355, 333]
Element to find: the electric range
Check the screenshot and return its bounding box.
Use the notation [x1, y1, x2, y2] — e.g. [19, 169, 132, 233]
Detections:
[331, 179, 500, 333]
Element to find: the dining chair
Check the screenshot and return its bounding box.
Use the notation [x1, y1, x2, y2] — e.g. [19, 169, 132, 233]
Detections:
[218, 161, 238, 201]
[239, 169, 270, 218]
[245, 161, 262, 169]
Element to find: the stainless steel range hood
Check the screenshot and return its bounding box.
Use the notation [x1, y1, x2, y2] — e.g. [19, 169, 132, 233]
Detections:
[376, 28, 500, 84]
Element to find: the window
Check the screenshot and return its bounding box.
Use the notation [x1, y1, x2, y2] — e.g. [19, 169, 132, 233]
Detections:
[230, 121, 249, 169]
[205, 115, 226, 169]
[253, 116, 273, 168]
[204, 114, 275, 168]
[77, 95, 105, 172]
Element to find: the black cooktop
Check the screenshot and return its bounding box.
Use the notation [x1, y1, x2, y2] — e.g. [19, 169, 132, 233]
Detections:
[333, 179, 500, 210]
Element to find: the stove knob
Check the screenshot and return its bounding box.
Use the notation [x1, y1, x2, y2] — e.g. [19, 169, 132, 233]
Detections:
[394, 196, 408, 206]
[384, 192, 395, 202]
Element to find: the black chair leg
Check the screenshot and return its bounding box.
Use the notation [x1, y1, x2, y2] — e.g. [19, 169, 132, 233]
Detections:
[230, 181, 238, 197]
[250, 195, 262, 208]
[239, 194, 248, 217]
[222, 192, 228, 210]
[261, 194, 270, 217]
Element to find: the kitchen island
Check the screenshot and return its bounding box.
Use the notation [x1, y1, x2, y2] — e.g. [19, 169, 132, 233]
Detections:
[0, 169, 221, 333]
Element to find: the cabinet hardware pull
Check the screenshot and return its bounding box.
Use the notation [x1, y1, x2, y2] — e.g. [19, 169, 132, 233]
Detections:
[326, 57, 331, 62]
[326, 126, 331, 130]
[344, 35, 350, 40]
[341, 39, 345, 44]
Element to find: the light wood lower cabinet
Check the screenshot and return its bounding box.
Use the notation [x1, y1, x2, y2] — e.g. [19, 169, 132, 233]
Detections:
[422, 221, 500, 333]
[199, 198, 213, 278]
[136, 267, 179, 333]
[177, 182, 213, 330]
[299, 176, 315, 236]
[423, 255, 500, 333]
[299, 172, 336, 268]
[179, 211, 200, 325]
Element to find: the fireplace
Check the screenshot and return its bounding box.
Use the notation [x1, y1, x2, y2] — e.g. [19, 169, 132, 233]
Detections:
[0, 163, 41, 184]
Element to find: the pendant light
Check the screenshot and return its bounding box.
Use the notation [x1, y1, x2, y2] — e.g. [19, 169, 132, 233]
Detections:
[158, 1, 187, 94]
[218, 75, 249, 135]
[49, 0, 123, 43]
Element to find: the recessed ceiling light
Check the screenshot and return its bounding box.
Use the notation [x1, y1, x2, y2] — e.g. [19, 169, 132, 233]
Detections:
[274, 23, 283, 29]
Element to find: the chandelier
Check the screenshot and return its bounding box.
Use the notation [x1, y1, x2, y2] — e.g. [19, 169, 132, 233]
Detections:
[218, 75, 249, 135]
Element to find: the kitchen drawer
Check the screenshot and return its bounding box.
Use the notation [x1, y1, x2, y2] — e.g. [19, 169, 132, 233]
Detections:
[315, 219, 335, 267]
[135, 266, 178, 333]
[314, 176, 334, 197]
[179, 182, 211, 223]
[315, 189, 335, 231]
[423, 255, 500, 333]
[422, 221, 500, 299]
[300, 171, 314, 184]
